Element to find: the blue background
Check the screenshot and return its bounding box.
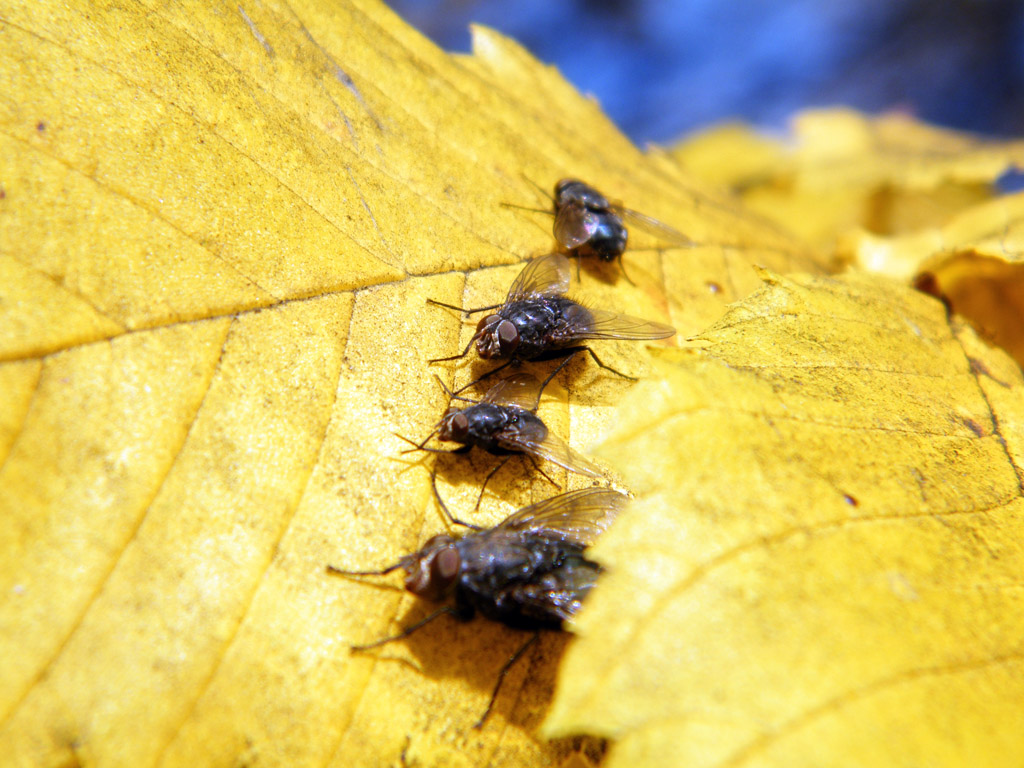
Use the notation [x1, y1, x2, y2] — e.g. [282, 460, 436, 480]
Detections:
[389, 0, 1024, 144]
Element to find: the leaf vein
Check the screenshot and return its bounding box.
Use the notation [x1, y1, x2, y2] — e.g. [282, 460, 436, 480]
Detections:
[0, 318, 233, 727]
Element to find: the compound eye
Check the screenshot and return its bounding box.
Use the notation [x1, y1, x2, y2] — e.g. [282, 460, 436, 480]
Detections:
[554, 178, 574, 206]
[432, 547, 460, 583]
[496, 320, 519, 355]
[450, 412, 469, 441]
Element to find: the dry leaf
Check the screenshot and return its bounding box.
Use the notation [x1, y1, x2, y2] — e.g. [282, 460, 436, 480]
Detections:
[839, 191, 1024, 368]
[545, 270, 1024, 767]
[0, 1, 823, 766]
[674, 109, 1024, 248]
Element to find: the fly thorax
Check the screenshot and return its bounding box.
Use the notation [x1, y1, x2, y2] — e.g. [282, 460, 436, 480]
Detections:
[518, 411, 548, 441]
[504, 301, 558, 355]
[465, 404, 515, 445]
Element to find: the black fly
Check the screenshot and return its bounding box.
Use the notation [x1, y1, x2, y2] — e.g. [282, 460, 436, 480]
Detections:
[400, 371, 601, 494]
[428, 252, 675, 387]
[505, 178, 694, 280]
[327, 471, 629, 727]
[552, 178, 694, 263]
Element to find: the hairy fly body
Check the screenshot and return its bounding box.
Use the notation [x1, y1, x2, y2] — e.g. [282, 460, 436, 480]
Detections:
[552, 177, 694, 264]
[328, 474, 629, 726]
[402, 372, 601, 483]
[429, 252, 675, 387]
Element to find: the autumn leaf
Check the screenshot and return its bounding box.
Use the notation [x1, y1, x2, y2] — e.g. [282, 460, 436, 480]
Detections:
[0, 1, 823, 767]
[675, 109, 1024, 249]
[544, 270, 1024, 767]
[839, 190, 1024, 370]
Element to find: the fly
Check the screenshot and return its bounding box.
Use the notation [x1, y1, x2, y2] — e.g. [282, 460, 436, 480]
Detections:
[553, 177, 694, 261]
[400, 371, 601, 496]
[428, 252, 675, 388]
[506, 177, 694, 280]
[328, 470, 629, 727]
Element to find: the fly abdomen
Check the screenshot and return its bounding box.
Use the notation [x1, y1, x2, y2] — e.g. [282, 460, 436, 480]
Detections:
[581, 218, 627, 261]
[461, 537, 598, 629]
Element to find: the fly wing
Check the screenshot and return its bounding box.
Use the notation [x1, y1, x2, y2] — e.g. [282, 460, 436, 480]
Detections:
[497, 420, 603, 478]
[553, 203, 601, 249]
[480, 373, 542, 411]
[506, 252, 571, 301]
[570, 306, 676, 341]
[498, 487, 629, 547]
[617, 206, 694, 248]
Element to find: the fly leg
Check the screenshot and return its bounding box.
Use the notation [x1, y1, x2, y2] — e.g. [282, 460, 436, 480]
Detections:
[617, 254, 637, 286]
[429, 467, 485, 528]
[526, 456, 561, 491]
[551, 345, 636, 382]
[451, 358, 517, 396]
[474, 456, 511, 511]
[428, 334, 478, 364]
[427, 298, 504, 316]
[395, 431, 473, 455]
[534, 352, 577, 408]
[344, 606, 459, 651]
[474, 632, 540, 729]
[430, 373, 489, 406]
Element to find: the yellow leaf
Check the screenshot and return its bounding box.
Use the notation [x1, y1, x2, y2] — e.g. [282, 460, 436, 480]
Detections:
[840, 191, 1024, 367]
[0, 1, 823, 766]
[675, 109, 1024, 248]
[544, 270, 1024, 767]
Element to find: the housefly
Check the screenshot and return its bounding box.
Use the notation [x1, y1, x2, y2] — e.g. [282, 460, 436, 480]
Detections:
[401, 371, 602, 492]
[428, 251, 675, 387]
[327, 471, 629, 726]
[505, 177, 693, 280]
[552, 178, 694, 263]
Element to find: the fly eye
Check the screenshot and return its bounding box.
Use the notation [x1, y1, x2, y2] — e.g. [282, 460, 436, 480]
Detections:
[450, 412, 469, 440]
[496, 320, 519, 355]
[432, 547, 460, 583]
[476, 314, 497, 334]
[404, 538, 457, 600]
[554, 179, 574, 205]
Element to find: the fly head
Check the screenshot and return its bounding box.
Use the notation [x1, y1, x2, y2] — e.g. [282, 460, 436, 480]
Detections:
[402, 534, 461, 601]
[438, 409, 470, 443]
[554, 178, 610, 211]
[475, 314, 520, 359]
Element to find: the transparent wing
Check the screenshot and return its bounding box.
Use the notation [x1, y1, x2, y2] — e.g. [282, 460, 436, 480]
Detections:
[480, 373, 541, 411]
[616, 206, 694, 248]
[553, 203, 600, 249]
[498, 487, 628, 547]
[507, 252, 571, 301]
[499, 424, 603, 479]
[569, 306, 676, 341]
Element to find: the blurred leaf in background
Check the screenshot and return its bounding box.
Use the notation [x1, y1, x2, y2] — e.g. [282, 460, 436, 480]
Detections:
[390, 0, 1024, 144]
